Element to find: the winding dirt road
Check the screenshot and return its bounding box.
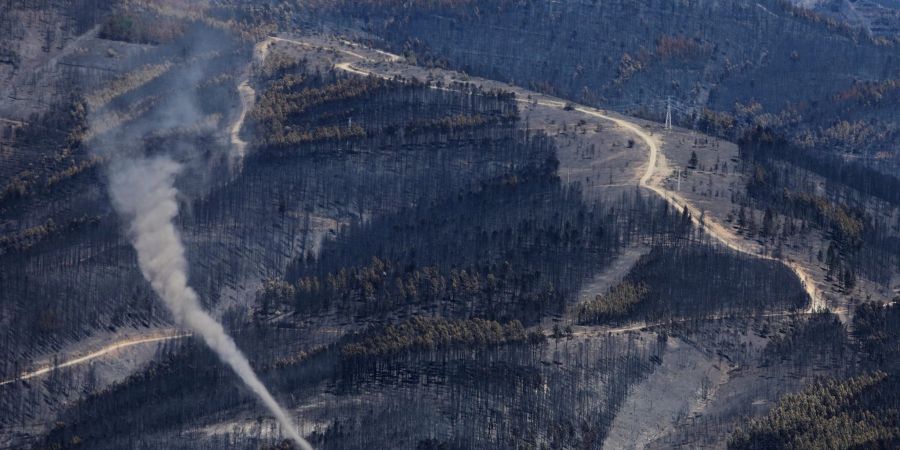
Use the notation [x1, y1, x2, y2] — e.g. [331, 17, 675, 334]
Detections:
[229, 39, 275, 167]
[0, 332, 189, 387]
[293, 36, 825, 314]
[228, 36, 390, 165]
[573, 106, 825, 313]
[5, 34, 826, 389]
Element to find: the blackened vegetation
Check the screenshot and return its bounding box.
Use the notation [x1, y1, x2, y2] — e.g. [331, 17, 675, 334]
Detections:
[600, 244, 806, 323]
[247, 60, 518, 155]
[731, 302, 900, 448]
[37, 337, 308, 450]
[740, 127, 900, 286]
[0, 23, 251, 381]
[240, 66, 694, 325]
[730, 371, 900, 449]
[187, 77, 553, 319]
[98, 11, 186, 45]
[40, 327, 660, 450]
[853, 302, 900, 373]
[0, 0, 112, 45]
[0, 209, 164, 369]
[308, 0, 900, 164]
[3, 58, 532, 449]
[576, 242, 810, 325]
[317, 335, 659, 449]
[0, 95, 91, 216]
[32, 66, 693, 448]
[340, 317, 532, 360]
[0, 21, 249, 224]
[0, 52, 524, 379]
[741, 127, 900, 208]
[277, 173, 692, 324]
[760, 312, 850, 374]
[11, 3, 898, 446]
[576, 281, 648, 324]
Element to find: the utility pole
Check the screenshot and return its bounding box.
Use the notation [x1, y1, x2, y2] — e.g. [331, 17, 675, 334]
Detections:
[665, 96, 672, 131]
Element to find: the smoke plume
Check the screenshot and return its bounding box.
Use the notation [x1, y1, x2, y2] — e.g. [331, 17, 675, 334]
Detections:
[108, 157, 312, 450]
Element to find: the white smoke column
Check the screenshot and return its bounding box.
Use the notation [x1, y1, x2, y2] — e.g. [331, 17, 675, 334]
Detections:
[109, 156, 312, 450]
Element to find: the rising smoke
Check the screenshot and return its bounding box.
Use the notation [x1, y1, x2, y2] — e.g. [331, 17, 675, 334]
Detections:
[108, 157, 312, 449]
[87, 17, 312, 447]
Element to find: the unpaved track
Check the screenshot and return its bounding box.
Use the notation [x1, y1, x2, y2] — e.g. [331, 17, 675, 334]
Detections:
[577, 107, 824, 313]
[228, 36, 391, 165]
[275, 35, 824, 314]
[0, 331, 189, 387]
[4, 37, 306, 389]
[566, 307, 848, 338]
[229, 39, 275, 167]
[9, 34, 828, 389]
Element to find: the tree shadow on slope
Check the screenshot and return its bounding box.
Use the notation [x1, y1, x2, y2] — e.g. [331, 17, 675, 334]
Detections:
[578, 243, 809, 325]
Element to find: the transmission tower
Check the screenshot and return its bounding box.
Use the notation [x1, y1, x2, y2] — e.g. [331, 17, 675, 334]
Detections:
[664, 96, 673, 130]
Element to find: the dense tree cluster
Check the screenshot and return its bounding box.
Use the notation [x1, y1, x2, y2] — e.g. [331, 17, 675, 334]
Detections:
[730, 300, 900, 448]
[3, 48, 560, 437]
[729, 371, 900, 449]
[341, 316, 530, 359]
[249, 75, 396, 148]
[247, 67, 518, 154]
[697, 90, 900, 165]
[402, 113, 502, 135]
[576, 281, 648, 325]
[290, 256, 550, 318]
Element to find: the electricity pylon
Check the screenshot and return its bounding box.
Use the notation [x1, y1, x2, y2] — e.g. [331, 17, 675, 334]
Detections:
[665, 96, 673, 130]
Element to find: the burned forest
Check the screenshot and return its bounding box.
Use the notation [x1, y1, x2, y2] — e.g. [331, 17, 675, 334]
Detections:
[1, 1, 899, 449]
